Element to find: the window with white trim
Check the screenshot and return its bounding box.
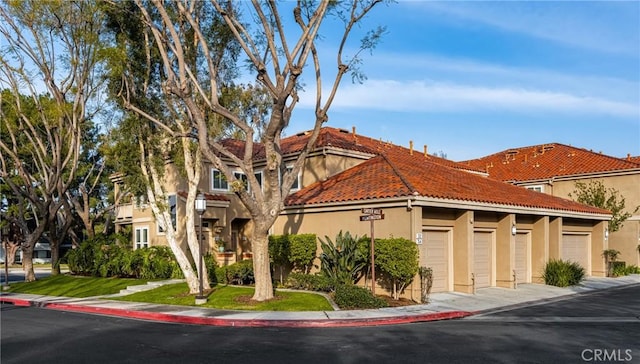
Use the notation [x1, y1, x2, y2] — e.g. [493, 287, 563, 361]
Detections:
[526, 185, 544, 193]
[234, 171, 249, 191]
[254, 171, 263, 191]
[281, 166, 300, 191]
[135, 227, 149, 249]
[157, 194, 177, 233]
[211, 169, 228, 191]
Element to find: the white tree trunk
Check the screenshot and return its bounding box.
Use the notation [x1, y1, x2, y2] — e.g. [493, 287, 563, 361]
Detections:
[251, 230, 273, 301]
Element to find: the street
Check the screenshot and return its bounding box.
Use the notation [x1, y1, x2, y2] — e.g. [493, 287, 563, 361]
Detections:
[2, 284, 639, 364]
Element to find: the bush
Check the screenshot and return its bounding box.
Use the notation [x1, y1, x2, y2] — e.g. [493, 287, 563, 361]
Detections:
[216, 259, 255, 285]
[204, 253, 219, 285]
[285, 272, 333, 292]
[542, 259, 585, 287]
[611, 261, 626, 277]
[375, 237, 419, 300]
[65, 234, 184, 280]
[625, 265, 640, 274]
[289, 234, 317, 274]
[319, 231, 367, 285]
[333, 284, 388, 310]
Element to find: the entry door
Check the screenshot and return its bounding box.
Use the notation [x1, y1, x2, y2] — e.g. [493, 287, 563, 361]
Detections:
[474, 232, 493, 288]
[419, 230, 450, 292]
[515, 233, 530, 284]
[562, 234, 590, 272]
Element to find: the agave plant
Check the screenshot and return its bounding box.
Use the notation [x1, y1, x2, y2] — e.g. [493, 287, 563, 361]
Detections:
[319, 231, 367, 287]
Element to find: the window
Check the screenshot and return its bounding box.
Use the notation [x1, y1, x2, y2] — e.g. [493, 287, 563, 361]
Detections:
[281, 166, 300, 191]
[211, 169, 228, 190]
[234, 171, 249, 191]
[135, 227, 149, 249]
[134, 195, 148, 209]
[526, 185, 544, 193]
[158, 194, 177, 233]
[254, 171, 263, 191]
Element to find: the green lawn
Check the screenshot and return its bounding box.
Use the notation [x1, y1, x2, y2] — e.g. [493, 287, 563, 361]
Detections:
[6, 275, 149, 298]
[113, 283, 334, 311]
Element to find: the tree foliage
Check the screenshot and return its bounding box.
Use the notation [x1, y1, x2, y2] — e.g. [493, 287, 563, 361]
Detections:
[569, 180, 638, 232]
[375, 237, 418, 300]
[115, 0, 386, 301]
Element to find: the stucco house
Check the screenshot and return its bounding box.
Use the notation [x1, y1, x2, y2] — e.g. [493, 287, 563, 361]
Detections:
[112, 128, 611, 298]
[462, 144, 640, 267]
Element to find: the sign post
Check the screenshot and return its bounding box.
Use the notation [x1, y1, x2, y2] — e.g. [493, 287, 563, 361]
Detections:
[360, 208, 384, 295]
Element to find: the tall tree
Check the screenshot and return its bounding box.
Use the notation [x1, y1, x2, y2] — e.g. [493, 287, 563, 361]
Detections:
[122, 0, 386, 301]
[0, 0, 105, 279]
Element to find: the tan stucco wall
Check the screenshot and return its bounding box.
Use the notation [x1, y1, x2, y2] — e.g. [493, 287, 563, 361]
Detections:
[549, 174, 640, 266]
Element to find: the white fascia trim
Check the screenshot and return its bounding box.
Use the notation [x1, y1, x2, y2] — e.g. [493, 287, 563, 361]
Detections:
[283, 196, 611, 220]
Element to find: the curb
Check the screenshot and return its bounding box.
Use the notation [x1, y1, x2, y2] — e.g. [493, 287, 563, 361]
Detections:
[0, 296, 473, 328]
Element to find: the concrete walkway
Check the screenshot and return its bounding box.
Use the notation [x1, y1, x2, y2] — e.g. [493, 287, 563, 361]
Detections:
[1, 275, 639, 328]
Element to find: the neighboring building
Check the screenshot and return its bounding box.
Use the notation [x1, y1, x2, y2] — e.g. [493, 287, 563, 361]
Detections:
[113, 128, 611, 298]
[462, 144, 640, 266]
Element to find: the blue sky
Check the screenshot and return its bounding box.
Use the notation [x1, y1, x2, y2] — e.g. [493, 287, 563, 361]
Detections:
[286, 1, 640, 161]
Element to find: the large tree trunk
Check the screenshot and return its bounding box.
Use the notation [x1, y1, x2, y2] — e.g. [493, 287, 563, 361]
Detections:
[22, 244, 35, 282]
[50, 240, 60, 276]
[251, 230, 273, 301]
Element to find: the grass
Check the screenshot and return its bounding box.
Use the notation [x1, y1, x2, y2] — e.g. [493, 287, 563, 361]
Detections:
[113, 283, 334, 311]
[6, 275, 149, 298]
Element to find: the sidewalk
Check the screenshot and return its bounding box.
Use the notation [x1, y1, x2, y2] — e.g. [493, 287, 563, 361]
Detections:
[1, 275, 639, 328]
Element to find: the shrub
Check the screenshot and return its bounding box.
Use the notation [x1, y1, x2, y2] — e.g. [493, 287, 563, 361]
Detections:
[611, 262, 627, 277]
[542, 259, 585, 287]
[289, 234, 317, 274]
[135, 246, 184, 280]
[333, 284, 388, 310]
[204, 253, 219, 285]
[319, 231, 367, 285]
[375, 237, 419, 300]
[625, 265, 640, 275]
[268, 234, 290, 284]
[216, 259, 255, 285]
[285, 272, 333, 292]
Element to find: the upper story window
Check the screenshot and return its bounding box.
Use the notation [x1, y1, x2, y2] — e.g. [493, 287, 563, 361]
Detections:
[526, 185, 544, 193]
[281, 166, 300, 191]
[158, 194, 177, 233]
[211, 169, 228, 191]
[135, 227, 149, 249]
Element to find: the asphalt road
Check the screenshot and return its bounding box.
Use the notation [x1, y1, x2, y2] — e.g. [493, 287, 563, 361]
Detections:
[2, 284, 639, 364]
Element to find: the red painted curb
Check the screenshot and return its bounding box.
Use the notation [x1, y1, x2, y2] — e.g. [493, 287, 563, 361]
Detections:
[0, 297, 32, 307]
[1, 296, 474, 328]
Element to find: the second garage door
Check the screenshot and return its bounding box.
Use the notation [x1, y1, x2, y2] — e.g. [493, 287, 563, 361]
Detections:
[419, 230, 450, 293]
[515, 233, 530, 284]
[562, 234, 590, 272]
[474, 231, 493, 288]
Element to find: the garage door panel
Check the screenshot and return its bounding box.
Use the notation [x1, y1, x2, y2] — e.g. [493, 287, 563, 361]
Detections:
[419, 230, 449, 293]
[562, 234, 589, 272]
[474, 232, 492, 288]
[515, 233, 529, 284]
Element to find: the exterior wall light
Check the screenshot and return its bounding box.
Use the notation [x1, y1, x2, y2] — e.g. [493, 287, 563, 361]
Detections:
[604, 228, 609, 241]
[511, 223, 517, 236]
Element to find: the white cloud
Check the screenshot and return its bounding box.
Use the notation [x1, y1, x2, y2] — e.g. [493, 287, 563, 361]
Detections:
[299, 79, 639, 117]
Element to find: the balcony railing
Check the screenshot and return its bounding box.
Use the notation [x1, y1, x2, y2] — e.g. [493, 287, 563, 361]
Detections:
[115, 203, 133, 221]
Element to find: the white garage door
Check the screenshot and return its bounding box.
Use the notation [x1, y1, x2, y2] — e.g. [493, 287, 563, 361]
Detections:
[562, 234, 589, 271]
[474, 232, 493, 288]
[515, 233, 530, 284]
[419, 230, 449, 292]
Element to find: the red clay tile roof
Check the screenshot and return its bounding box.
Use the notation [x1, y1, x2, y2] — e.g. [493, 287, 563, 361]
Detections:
[217, 127, 484, 173]
[286, 146, 610, 216]
[630, 156, 640, 164]
[460, 143, 640, 182]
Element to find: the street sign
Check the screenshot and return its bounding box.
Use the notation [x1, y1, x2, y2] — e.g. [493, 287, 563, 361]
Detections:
[359, 214, 384, 221]
[361, 208, 383, 215]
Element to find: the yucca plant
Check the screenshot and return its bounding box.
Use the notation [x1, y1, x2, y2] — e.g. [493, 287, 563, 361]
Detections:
[319, 231, 367, 288]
